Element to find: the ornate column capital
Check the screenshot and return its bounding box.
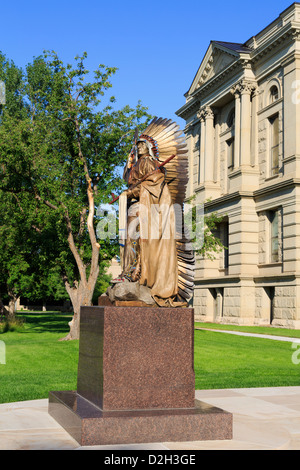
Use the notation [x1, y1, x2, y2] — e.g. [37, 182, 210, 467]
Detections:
[197, 105, 214, 121]
[197, 108, 205, 122]
[231, 80, 257, 96]
[204, 105, 214, 119]
[239, 80, 257, 95]
[230, 83, 241, 97]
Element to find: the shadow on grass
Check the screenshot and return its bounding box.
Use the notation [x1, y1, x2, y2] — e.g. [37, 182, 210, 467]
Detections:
[16, 311, 73, 334]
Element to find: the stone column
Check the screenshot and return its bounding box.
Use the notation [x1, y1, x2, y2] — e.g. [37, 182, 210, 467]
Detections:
[239, 80, 256, 167]
[196, 105, 221, 200]
[230, 85, 241, 168]
[250, 87, 258, 167]
[213, 111, 220, 183]
[282, 52, 300, 175]
[203, 105, 214, 183]
[184, 128, 193, 198]
[197, 108, 206, 185]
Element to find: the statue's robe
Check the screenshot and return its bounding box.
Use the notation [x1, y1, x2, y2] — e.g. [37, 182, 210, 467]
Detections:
[121, 155, 185, 307]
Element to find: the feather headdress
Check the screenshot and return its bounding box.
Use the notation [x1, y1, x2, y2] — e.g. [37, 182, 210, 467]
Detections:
[126, 117, 195, 303]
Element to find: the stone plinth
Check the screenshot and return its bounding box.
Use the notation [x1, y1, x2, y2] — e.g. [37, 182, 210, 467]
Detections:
[77, 306, 195, 410]
[49, 306, 232, 445]
[49, 390, 232, 446]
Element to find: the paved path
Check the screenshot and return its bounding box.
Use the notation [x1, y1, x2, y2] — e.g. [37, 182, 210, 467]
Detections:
[1, 386, 300, 450]
[1, 328, 299, 450]
[195, 328, 300, 343]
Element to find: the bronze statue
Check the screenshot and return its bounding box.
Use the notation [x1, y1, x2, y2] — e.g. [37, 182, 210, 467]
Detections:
[110, 117, 195, 307]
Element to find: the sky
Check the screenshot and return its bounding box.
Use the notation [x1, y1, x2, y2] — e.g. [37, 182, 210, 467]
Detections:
[0, 0, 295, 127]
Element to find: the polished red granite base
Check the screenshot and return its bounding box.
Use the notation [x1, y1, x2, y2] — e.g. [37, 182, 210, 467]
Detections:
[48, 306, 233, 445]
[76, 306, 195, 410]
[49, 390, 232, 446]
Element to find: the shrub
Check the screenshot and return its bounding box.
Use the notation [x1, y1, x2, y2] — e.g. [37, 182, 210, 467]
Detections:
[0, 317, 25, 333]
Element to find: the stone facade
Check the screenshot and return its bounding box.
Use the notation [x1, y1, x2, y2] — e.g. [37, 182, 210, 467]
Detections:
[176, 3, 300, 328]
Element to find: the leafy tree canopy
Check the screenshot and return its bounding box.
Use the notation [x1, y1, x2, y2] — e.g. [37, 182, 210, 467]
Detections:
[0, 50, 151, 337]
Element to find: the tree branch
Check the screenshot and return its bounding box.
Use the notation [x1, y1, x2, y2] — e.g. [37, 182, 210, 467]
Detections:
[73, 115, 100, 279]
[62, 207, 87, 287]
[78, 207, 87, 238]
[34, 193, 59, 210]
[12, 193, 42, 233]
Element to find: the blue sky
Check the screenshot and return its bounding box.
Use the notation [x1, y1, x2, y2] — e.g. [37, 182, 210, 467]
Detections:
[0, 0, 295, 127]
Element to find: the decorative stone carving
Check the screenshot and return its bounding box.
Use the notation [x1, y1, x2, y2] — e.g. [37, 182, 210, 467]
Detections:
[231, 80, 257, 97]
[197, 105, 214, 121]
[239, 80, 257, 95]
[197, 108, 205, 121]
[203, 105, 214, 119]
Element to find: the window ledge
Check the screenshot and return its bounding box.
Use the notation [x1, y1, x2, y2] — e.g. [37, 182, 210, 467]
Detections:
[219, 268, 229, 275]
[258, 262, 282, 268]
[257, 97, 283, 115]
[264, 173, 282, 182]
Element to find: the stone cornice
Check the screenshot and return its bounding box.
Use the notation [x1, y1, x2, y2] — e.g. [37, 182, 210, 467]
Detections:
[253, 177, 300, 198]
[177, 20, 300, 121]
[191, 59, 242, 99]
[176, 98, 200, 120]
[176, 65, 237, 119]
[199, 178, 300, 211]
[202, 190, 254, 209]
[176, 55, 254, 119]
[195, 272, 298, 286]
[251, 22, 300, 64]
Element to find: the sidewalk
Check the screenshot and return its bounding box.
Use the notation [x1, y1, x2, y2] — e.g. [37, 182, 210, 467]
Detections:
[1, 386, 300, 450]
[195, 327, 300, 343]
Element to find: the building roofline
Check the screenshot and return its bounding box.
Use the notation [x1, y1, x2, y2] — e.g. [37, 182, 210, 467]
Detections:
[244, 2, 300, 47]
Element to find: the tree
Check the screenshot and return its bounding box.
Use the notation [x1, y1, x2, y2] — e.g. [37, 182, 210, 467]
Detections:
[0, 51, 151, 339]
[186, 195, 225, 260]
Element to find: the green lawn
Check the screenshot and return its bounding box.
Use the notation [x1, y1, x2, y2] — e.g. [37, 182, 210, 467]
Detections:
[0, 313, 299, 404]
[194, 329, 300, 389]
[0, 312, 79, 404]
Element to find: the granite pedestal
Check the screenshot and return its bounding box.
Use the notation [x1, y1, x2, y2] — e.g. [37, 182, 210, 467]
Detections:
[49, 306, 232, 446]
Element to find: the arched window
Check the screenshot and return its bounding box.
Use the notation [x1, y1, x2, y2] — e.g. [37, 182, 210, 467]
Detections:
[269, 85, 279, 104]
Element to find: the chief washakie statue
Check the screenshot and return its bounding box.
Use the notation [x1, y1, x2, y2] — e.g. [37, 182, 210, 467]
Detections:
[107, 117, 195, 307]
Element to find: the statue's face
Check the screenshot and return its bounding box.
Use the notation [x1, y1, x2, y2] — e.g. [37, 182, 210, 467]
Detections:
[137, 141, 149, 156]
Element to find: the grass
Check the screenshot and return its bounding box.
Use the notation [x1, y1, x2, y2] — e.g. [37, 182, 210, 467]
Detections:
[0, 313, 299, 403]
[194, 329, 300, 389]
[0, 312, 79, 404]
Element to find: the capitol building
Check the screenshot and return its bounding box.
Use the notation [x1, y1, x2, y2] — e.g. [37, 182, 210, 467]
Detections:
[176, 3, 300, 328]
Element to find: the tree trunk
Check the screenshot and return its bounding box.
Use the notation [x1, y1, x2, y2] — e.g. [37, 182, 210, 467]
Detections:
[7, 290, 17, 322]
[0, 296, 8, 322]
[61, 264, 99, 340]
[60, 287, 92, 341]
[60, 129, 100, 340]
